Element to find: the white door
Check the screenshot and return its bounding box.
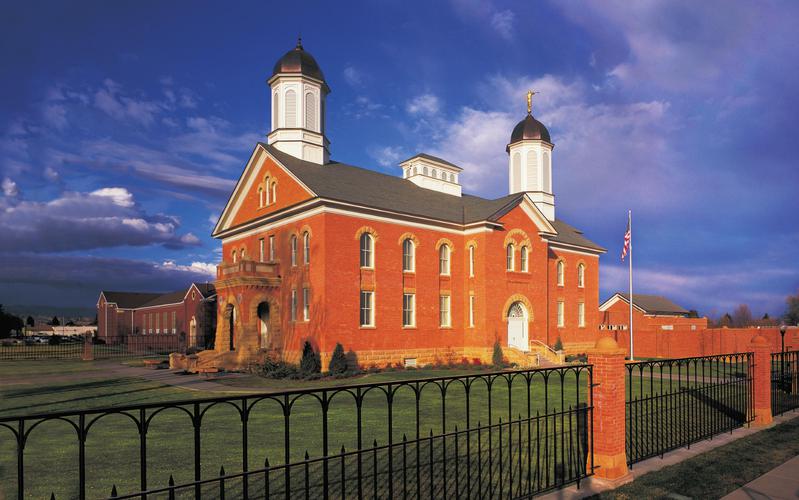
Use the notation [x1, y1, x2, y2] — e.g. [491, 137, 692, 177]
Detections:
[507, 302, 529, 351]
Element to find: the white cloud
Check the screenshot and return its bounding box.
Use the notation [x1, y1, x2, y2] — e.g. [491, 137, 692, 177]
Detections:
[90, 187, 135, 207]
[490, 10, 515, 40]
[406, 94, 441, 116]
[43, 104, 68, 130]
[2, 178, 19, 198]
[347, 96, 385, 119]
[368, 146, 406, 168]
[343, 66, 363, 86]
[160, 260, 216, 276]
[93, 79, 162, 126]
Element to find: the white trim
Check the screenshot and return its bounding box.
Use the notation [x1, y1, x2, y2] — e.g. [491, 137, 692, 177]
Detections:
[547, 241, 605, 256]
[598, 293, 647, 313]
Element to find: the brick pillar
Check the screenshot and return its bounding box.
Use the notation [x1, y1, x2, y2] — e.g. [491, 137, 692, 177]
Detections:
[751, 334, 773, 426]
[82, 333, 94, 361]
[588, 336, 629, 481]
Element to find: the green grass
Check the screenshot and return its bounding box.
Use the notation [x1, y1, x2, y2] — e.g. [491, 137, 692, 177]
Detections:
[0, 361, 591, 499]
[596, 414, 799, 499]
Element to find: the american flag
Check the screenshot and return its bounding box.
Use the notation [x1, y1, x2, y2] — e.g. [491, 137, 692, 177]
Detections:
[621, 216, 631, 261]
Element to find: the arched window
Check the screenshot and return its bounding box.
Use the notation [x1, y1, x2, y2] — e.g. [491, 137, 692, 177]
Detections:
[232, 249, 238, 264]
[271, 181, 277, 204]
[285, 90, 297, 127]
[577, 263, 585, 288]
[258, 187, 264, 207]
[305, 92, 316, 130]
[432, 168, 438, 179]
[543, 151, 551, 192]
[520, 246, 528, 272]
[402, 238, 415, 272]
[506, 243, 514, 271]
[526, 151, 538, 190]
[512, 152, 522, 192]
[303, 232, 310, 265]
[557, 260, 565, 286]
[439, 244, 450, 275]
[423, 166, 429, 176]
[468, 245, 475, 277]
[272, 91, 279, 129]
[290, 235, 298, 266]
[360, 233, 374, 268]
[264, 176, 271, 204]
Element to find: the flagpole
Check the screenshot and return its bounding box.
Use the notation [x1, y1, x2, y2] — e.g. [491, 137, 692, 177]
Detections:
[629, 210, 634, 361]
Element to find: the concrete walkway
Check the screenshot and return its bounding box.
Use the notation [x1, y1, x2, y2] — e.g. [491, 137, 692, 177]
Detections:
[721, 456, 799, 500]
[539, 412, 799, 500]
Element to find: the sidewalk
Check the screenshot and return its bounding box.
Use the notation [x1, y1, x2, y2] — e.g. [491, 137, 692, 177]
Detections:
[721, 455, 799, 500]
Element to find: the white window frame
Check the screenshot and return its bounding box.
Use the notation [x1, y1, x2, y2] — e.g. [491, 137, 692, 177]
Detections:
[360, 233, 374, 268]
[439, 245, 450, 275]
[303, 287, 310, 321]
[469, 245, 475, 277]
[269, 235, 275, 261]
[577, 263, 585, 288]
[291, 235, 297, 267]
[469, 294, 475, 327]
[506, 244, 515, 271]
[360, 291, 375, 327]
[557, 261, 565, 286]
[402, 293, 415, 327]
[557, 301, 565, 327]
[402, 239, 415, 272]
[578, 302, 585, 328]
[520, 246, 528, 272]
[303, 232, 310, 265]
[439, 295, 451, 328]
[259, 238, 265, 263]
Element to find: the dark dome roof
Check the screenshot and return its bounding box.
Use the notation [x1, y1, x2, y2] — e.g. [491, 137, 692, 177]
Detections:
[271, 39, 326, 82]
[509, 113, 551, 144]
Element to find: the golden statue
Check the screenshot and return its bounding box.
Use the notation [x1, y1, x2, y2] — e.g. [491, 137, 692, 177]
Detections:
[526, 90, 538, 114]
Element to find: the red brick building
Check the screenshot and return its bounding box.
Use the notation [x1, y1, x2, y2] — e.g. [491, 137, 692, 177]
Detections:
[599, 292, 708, 333]
[196, 41, 606, 370]
[97, 283, 216, 347]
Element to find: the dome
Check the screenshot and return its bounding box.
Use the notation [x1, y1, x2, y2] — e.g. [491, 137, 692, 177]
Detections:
[509, 113, 551, 144]
[271, 38, 326, 83]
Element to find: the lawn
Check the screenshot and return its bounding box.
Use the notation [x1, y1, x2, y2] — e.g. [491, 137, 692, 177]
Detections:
[0, 360, 592, 499]
[596, 413, 799, 499]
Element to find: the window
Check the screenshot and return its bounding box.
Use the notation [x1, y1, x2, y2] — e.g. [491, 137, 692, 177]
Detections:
[468, 245, 475, 277]
[290, 289, 297, 321]
[557, 261, 565, 286]
[272, 91, 279, 129]
[269, 235, 275, 261]
[156, 313, 160, 334]
[271, 182, 277, 204]
[439, 244, 450, 275]
[360, 233, 373, 268]
[305, 92, 316, 130]
[303, 287, 310, 321]
[303, 232, 310, 265]
[259, 238, 265, 262]
[402, 293, 415, 327]
[285, 90, 297, 127]
[506, 244, 515, 271]
[264, 176, 271, 205]
[557, 301, 565, 327]
[469, 295, 475, 327]
[578, 302, 585, 327]
[439, 295, 451, 327]
[258, 187, 265, 207]
[512, 152, 521, 192]
[543, 152, 551, 192]
[402, 238, 415, 272]
[290, 235, 298, 266]
[232, 250, 238, 264]
[520, 246, 528, 272]
[171, 311, 176, 334]
[577, 263, 585, 288]
[360, 291, 374, 327]
[163, 313, 168, 333]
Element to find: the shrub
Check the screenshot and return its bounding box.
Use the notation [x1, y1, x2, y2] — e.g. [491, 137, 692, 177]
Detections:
[300, 341, 321, 375]
[259, 358, 301, 379]
[565, 353, 587, 363]
[553, 337, 564, 351]
[328, 343, 348, 375]
[492, 340, 505, 368]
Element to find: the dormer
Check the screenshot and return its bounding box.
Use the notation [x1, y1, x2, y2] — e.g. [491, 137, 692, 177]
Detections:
[400, 153, 462, 197]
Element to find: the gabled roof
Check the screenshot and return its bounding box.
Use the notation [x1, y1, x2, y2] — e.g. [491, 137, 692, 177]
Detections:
[100, 291, 162, 309]
[600, 293, 690, 316]
[215, 143, 604, 253]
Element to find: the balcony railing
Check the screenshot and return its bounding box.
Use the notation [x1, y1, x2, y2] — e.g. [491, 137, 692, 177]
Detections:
[217, 259, 279, 279]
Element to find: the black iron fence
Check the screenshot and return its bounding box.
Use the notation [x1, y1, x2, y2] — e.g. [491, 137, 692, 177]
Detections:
[0, 334, 182, 361]
[0, 365, 593, 500]
[771, 350, 799, 416]
[625, 353, 753, 466]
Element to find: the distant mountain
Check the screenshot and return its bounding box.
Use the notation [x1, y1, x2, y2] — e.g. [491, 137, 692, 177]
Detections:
[4, 303, 95, 319]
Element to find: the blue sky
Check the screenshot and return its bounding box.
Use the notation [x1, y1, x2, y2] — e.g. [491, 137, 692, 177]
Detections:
[1, 0, 798, 318]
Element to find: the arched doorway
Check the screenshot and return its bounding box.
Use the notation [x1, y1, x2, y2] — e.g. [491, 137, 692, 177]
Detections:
[189, 317, 197, 347]
[257, 302, 270, 350]
[225, 304, 236, 351]
[507, 302, 529, 351]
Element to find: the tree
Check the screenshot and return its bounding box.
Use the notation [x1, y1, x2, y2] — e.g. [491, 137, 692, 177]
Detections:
[687, 310, 700, 318]
[0, 305, 24, 338]
[328, 343, 348, 375]
[718, 313, 733, 328]
[299, 340, 321, 375]
[26, 316, 34, 328]
[731, 304, 753, 328]
[49, 316, 60, 326]
[785, 291, 799, 326]
[492, 340, 505, 368]
[66, 320, 76, 326]
[553, 337, 564, 351]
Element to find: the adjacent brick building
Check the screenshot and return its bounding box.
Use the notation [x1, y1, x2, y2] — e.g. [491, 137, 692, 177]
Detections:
[599, 292, 708, 333]
[97, 283, 216, 347]
[194, 40, 607, 371]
